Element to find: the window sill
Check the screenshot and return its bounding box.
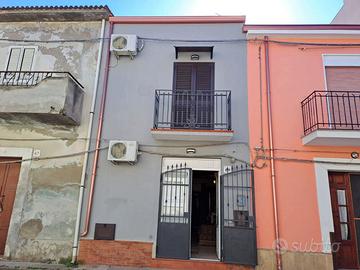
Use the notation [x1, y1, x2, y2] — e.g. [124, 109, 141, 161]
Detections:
[150, 128, 234, 141]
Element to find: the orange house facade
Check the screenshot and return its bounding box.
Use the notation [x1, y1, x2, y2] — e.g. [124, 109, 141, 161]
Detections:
[246, 25, 360, 270]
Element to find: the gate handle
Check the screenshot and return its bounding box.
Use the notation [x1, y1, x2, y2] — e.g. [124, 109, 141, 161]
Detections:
[353, 217, 360, 221]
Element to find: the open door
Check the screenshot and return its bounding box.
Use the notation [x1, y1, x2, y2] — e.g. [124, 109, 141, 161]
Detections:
[220, 165, 257, 265]
[156, 164, 192, 259]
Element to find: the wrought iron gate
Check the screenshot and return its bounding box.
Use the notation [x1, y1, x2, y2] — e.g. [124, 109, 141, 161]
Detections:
[221, 165, 257, 265]
[156, 164, 192, 259]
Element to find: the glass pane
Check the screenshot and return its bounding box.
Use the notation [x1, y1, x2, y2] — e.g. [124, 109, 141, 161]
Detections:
[337, 190, 346, 205]
[7, 48, 21, 71]
[339, 206, 348, 222]
[341, 223, 350, 240]
[20, 48, 35, 71]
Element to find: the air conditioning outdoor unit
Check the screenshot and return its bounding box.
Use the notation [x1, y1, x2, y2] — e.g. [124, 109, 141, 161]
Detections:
[110, 34, 138, 56]
[107, 140, 138, 163]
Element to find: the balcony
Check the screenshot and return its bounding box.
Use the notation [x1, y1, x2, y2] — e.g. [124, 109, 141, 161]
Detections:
[0, 71, 84, 125]
[151, 89, 233, 141]
[301, 91, 360, 146]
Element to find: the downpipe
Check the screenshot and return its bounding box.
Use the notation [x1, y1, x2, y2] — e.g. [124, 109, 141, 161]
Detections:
[71, 19, 109, 263]
[264, 36, 282, 270]
[80, 21, 114, 238]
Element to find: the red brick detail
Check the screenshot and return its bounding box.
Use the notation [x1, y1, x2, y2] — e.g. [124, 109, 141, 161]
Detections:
[78, 240, 253, 270]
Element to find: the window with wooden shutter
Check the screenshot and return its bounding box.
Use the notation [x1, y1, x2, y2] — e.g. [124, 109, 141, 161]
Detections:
[326, 67, 360, 91]
[172, 63, 214, 129]
[325, 67, 360, 129]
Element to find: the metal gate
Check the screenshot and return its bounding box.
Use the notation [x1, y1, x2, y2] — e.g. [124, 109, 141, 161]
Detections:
[221, 165, 257, 265]
[156, 164, 192, 259]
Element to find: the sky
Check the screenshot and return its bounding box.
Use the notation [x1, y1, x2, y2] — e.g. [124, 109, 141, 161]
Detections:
[0, 0, 344, 24]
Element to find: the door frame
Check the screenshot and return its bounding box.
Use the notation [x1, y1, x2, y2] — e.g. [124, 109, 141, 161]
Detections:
[314, 157, 360, 254]
[0, 147, 32, 257]
[328, 172, 359, 269]
[157, 157, 222, 260]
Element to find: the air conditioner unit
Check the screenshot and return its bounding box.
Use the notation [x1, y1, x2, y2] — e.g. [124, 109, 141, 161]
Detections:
[110, 34, 138, 56]
[107, 140, 138, 163]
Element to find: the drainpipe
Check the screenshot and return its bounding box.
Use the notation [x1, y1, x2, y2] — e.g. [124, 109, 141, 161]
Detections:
[264, 36, 282, 270]
[80, 20, 114, 239]
[71, 19, 108, 263]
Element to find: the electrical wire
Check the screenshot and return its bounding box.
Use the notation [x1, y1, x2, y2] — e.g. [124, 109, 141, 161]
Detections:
[0, 146, 109, 165]
[140, 141, 249, 148]
[262, 147, 355, 155]
[258, 155, 360, 166]
[139, 149, 250, 165]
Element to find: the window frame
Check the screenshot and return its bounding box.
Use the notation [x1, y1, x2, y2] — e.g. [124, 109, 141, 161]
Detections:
[4, 46, 38, 72]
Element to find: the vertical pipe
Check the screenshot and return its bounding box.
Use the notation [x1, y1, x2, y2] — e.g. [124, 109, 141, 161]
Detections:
[80, 21, 114, 238]
[71, 18, 106, 263]
[264, 36, 282, 270]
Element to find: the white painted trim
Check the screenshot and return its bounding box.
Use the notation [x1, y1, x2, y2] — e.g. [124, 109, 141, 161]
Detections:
[247, 30, 360, 36]
[314, 157, 360, 253]
[323, 54, 360, 67]
[162, 157, 221, 172]
[0, 147, 33, 257]
[151, 130, 234, 142]
[321, 54, 332, 127]
[302, 130, 360, 146]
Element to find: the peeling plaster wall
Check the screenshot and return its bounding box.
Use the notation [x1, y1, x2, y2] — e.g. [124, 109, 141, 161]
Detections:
[0, 21, 102, 262]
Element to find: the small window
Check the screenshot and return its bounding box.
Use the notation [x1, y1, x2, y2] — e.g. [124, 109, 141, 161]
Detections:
[6, 47, 36, 72]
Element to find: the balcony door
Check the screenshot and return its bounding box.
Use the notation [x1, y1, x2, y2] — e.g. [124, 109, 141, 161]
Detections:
[172, 62, 214, 129]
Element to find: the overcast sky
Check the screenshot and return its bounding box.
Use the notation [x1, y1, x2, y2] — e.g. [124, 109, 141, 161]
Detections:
[0, 0, 344, 24]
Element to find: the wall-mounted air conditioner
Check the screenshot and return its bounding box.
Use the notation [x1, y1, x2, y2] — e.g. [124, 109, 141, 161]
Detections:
[107, 140, 138, 163]
[110, 34, 138, 56]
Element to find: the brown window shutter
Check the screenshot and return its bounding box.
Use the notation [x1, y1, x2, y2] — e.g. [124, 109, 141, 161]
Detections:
[325, 66, 360, 128]
[195, 63, 214, 91]
[326, 67, 360, 91]
[173, 63, 193, 91]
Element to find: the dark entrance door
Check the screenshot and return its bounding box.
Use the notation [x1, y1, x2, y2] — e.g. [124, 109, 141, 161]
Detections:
[0, 157, 21, 255]
[191, 170, 217, 260]
[329, 172, 359, 269]
[156, 165, 192, 259]
[172, 62, 215, 129]
[220, 165, 257, 265]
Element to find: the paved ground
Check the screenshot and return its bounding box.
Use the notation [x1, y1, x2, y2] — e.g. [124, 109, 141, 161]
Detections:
[0, 261, 161, 270]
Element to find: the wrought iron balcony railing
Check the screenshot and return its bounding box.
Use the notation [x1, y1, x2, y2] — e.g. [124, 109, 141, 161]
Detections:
[153, 89, 231, 131]
[0, 71, 83, 88]
[301, 91, 360, 135]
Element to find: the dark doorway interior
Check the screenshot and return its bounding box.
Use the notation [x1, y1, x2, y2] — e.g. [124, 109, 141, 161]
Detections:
[191, 170, 217, 260]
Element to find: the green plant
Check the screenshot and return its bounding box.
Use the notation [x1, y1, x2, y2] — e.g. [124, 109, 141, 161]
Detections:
[58, 257, 77, 268]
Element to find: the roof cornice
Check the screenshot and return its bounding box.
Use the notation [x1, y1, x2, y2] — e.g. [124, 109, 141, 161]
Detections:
[110, 16, 246, 24]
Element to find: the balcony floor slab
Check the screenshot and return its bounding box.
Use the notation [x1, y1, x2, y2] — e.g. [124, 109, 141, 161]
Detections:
[302, 130, 360, 146]
[151, 129, 234, 141]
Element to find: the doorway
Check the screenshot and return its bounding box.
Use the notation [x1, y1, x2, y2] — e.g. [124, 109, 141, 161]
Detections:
[191, 170, 218, 260]
[157, 158, 257, 265]
[0, 157, 21, 255]
[329, 172, 360, 269]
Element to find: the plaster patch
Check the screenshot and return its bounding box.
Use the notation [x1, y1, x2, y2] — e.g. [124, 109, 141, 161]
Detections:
[19, 219, 43, 239]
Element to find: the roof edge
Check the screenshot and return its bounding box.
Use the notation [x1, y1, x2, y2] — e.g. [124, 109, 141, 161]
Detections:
[243, 24, 360, 32]
[110, 16, 246, 24]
